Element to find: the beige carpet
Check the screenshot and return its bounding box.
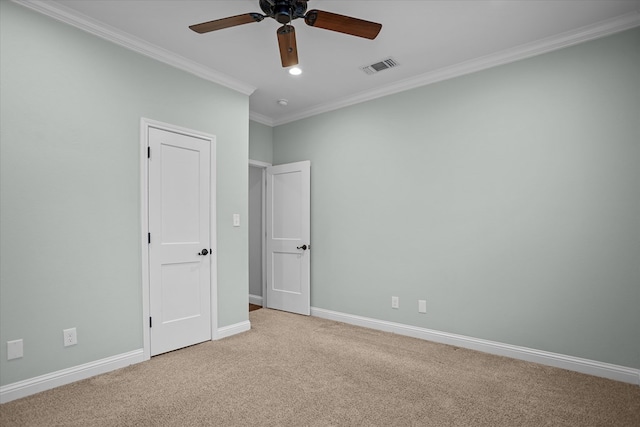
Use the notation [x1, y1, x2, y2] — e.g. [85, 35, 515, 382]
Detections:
[1, 309, 639, 426]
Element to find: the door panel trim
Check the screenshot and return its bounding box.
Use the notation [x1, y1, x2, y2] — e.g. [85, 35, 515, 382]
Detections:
[140, 118, 217, 361]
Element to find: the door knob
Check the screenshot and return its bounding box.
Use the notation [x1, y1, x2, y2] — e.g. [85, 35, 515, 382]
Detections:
[296, 244, 308, 250]
[198, 249, 209, 256]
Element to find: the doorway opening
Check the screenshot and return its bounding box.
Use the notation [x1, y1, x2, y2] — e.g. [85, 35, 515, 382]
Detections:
[248, 160, 270, 312]
[248, 159, 311, 316]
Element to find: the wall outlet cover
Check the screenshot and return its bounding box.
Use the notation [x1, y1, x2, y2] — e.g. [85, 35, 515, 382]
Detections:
[63, 328, 77, 347]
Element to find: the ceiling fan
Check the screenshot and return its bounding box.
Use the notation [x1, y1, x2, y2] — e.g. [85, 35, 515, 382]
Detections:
[189, 0, 382, 68]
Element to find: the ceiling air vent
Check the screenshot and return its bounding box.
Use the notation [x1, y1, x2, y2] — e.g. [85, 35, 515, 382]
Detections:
[361, 57, 399, 75]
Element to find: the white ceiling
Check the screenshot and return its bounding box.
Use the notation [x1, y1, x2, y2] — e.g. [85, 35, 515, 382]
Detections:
[20, 0, 640, 126]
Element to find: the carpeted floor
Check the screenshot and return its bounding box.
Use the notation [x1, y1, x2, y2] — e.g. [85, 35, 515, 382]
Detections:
[1, 309, 639, 426]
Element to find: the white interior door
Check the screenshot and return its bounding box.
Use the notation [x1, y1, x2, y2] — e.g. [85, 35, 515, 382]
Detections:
[266, 161, 311, 315]
[148, 127, 212, 356]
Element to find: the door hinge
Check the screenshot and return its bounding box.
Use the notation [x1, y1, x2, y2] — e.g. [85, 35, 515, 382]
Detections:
[147, 146, 151, 159]
[149, 317, 152, 328]
[148, 233, 151, 244]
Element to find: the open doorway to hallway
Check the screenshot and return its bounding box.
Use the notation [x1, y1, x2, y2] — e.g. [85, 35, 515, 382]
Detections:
[249, 161, 268, 312]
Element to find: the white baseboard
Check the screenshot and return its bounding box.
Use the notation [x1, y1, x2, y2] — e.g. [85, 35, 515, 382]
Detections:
[311, 307, 640, 386]
[1, 320, 252, 404]
[216, 320, 251, 340]
[249, 294, 263, 306]
[0, 349, 144, 404]
[3, 311, 634, 405]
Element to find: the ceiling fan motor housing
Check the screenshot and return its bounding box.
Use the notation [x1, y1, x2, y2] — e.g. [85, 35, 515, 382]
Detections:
[260, 0, 308, 24]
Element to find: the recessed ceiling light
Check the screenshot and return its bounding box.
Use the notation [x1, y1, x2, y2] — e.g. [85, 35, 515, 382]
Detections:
[277, 99, 289, 106]
[288, 67, 302, 76]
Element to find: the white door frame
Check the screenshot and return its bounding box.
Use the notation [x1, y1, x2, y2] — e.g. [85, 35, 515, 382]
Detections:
[140, 118, 218, 361]
[249, 159, 270, 307]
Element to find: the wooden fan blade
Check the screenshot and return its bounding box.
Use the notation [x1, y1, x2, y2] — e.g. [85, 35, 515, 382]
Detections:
[304, 10, 381, 40]
[277, 25, 299, 68]
[189, 13, 263, 34]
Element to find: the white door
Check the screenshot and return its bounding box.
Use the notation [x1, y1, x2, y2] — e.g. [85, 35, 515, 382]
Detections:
[148, 127, 212, 356]
[266, 161, 311, 315]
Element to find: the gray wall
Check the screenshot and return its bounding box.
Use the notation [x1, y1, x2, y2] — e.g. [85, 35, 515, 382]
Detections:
[249, 120, 274, 164]
[273, 28, 640, 368]
[1, 1, 249, 386]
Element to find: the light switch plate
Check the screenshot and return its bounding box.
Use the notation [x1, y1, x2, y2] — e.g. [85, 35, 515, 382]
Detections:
[7, 339, 23, 360]
[233, 213, 240, 227]
[418, 300, 427, 314]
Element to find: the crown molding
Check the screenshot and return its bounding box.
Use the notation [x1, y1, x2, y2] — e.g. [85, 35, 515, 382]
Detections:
[249, 111, 275, 127]
[13, 1, 638, 126]
[272, 10, 640, 126]
[13, 0, 256, 96]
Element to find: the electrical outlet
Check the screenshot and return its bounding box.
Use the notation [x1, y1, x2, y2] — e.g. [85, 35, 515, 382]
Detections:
[391, 296, 399, 309]
[418, 300, 427, 314]
[63, 328, 77, 347]
[7, 339, 23, 360]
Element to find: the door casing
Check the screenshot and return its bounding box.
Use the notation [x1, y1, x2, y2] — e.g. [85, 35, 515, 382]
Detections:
[140, 118, 218, 361]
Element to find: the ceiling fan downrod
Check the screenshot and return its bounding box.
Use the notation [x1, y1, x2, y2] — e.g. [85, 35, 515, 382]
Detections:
[274, 2, 292, 24]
